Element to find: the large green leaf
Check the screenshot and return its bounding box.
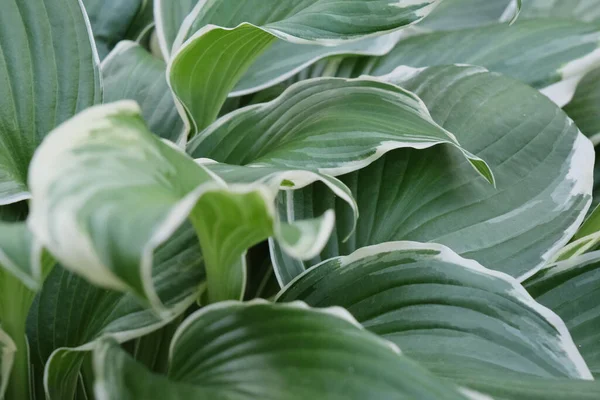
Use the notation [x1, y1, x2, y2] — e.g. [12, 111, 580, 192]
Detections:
[188, 77, 494, 184]
[102, 41, 185, 145]
[0, 327, 15, 399]
[525, 250, 600, 378]
[27, 226, 203, 400]
[27, 101, 336, 311]
[277, 242, 593, 395]
[93, 301, 472, 400]
[0, 0, 102, 204]
[564, 66, 600, 145]
[168, 0, 440, 135]
[273, 65, 593, 283]
[520, 0, 600, 22]
[82, 0, 143, 59]
[331, 19, 600, 107]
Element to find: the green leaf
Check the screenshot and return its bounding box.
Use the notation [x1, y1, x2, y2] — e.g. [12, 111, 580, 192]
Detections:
[27, 101, 335, 310]
[168, 0, 440, 134]
[0, 0, 102, 204]
[93, 301, 472, 400]
[27, 230, 202, 400]
[552, 203, 600, 261]
[188, 77, 494, 184]
[101, 41, 185, 144]
[231, 33, 405, 97]
[0, 223, 50, 400]
[226, 0, 524, 96]
[273, 65, 593, 283]
[154, 0, 196, 58]
[0, 327, 15, 399]
[277, 242, 593, 389]
[520, 0, 600, 22]
[448, 374, 600, 400]
[417, 0, 516, 30]
[525, 250, 600, 378]
[0, 223, 48, 291]
[199, 161, 358, 242]
[124, 0, 155, 42]
[564, 66, 600, 145]
[82, 0, 143, 59]
[348, 19, 600, 107]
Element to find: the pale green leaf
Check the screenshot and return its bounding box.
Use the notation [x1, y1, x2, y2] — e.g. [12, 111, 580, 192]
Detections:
[101, 41, 185, 144]
[0, 328, 15, 400]
[28, 101, 335, 310]
[188, 77, 494, 184]
[277, 242, 593, 391]
[93, 301, 470, 400]
[168, 0, 439, 134]
[274, 65, 593, 283]
[82, 0, 143, 59]
[525, 250, 600, 378]
[0, 0, 102, 204]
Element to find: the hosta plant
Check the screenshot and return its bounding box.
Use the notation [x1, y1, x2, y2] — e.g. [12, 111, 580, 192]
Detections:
[2, 0, 600, 399]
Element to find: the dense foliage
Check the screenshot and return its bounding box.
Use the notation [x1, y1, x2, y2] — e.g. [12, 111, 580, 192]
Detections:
[1, 0, 600, 399]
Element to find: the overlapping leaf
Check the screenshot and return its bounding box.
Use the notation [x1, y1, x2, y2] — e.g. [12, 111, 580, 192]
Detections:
[362, 19, 600, 106]
[27, 101, 337, 312]
[227, 0, 524, 96]
[520, 0, 600, 22]
[417, 0, 516, 30]
[272, 65, 593, 283]
[564, 66, 600, 145]
[526, 251, 600, 378]
[154, 0, 196, 58]
[102, 41, 185, 144]
[82, 0, 143, 59]
[0, 0, 101, 204]
[278, 242, 594, 396]
[0, 225, 49, 400]
[93, 301, 472, 400]
[0, 327, 15, 399]
[27, 225, 202, 400]
[167, 0, 440, 134]
[188, 77, 494, 183]
[0, 223, 47, 291]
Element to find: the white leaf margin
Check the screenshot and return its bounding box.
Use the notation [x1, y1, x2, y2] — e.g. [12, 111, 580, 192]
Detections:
[277, 241, 594, 380]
